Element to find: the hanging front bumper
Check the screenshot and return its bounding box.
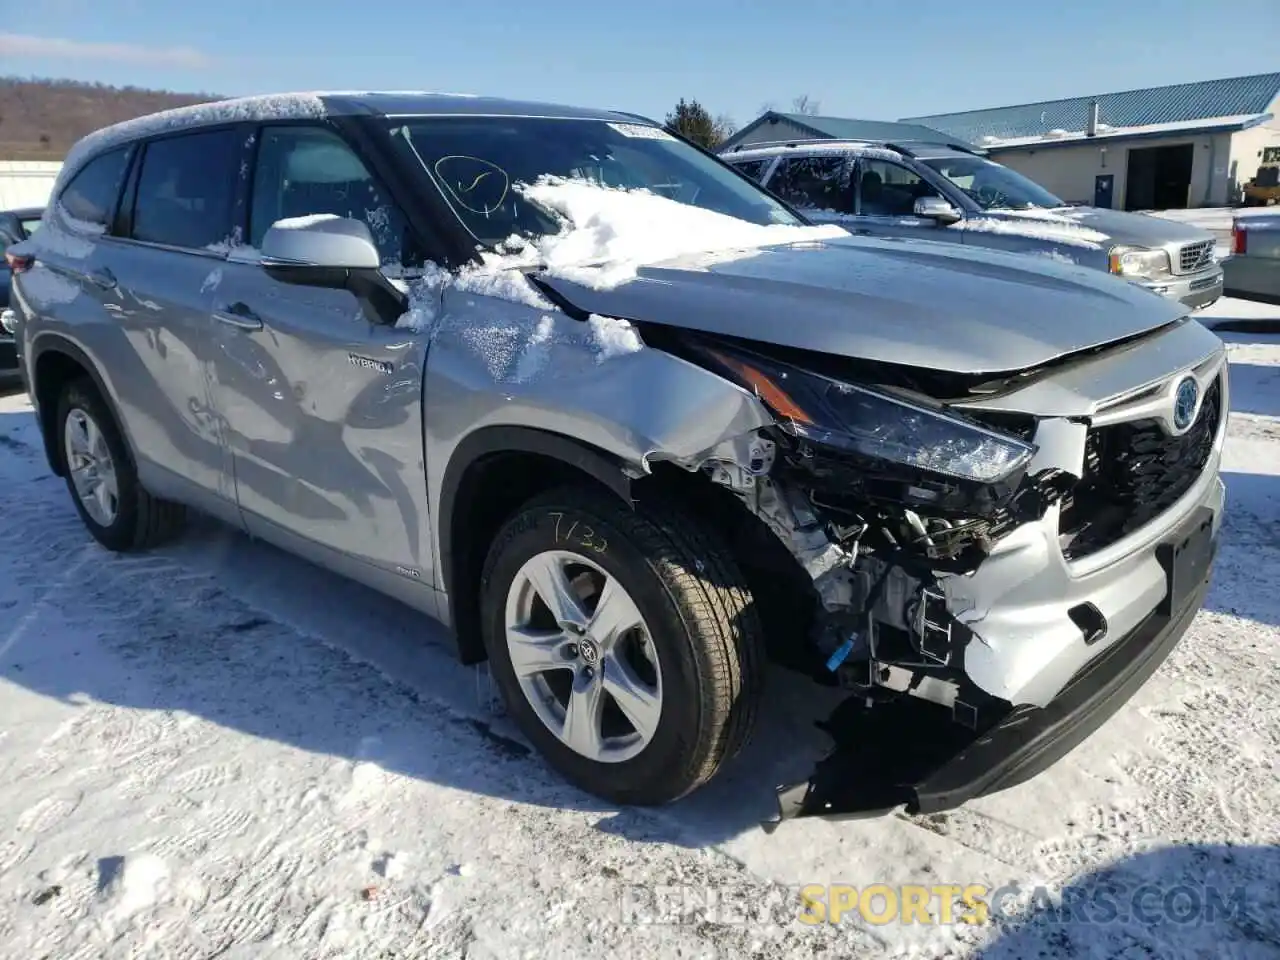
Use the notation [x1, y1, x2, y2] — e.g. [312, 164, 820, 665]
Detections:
[766, 506, 1217, 829]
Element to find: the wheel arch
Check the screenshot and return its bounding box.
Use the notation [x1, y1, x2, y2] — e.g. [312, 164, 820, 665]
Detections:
[29, 334, 131, 478]
[439, 425, 636, 664]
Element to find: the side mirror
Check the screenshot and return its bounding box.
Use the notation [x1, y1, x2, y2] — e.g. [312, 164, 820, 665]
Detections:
[258, 215, 407, 324]
[260, 215, 381, 270]
[913, 197, 962, 225]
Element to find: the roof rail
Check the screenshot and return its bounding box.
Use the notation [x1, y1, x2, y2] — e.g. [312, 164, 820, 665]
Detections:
[726, 137, 983, 156]
[725, 137, 873, 152]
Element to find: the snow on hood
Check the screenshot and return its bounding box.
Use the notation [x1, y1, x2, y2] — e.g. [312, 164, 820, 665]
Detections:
[536, 234, 1190, 375]
[395, 177, 848, 359]
[950, 212, 1109, 250]
[510, 177, 849, 288]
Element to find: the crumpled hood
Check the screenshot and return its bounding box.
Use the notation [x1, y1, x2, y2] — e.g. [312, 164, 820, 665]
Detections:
[537, 233, 1187, 374]
[1009, 206, 1215, 247]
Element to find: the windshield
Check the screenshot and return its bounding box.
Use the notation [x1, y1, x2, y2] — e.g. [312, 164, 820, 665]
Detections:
[1256, 166, 1280, 187]
[392, 116, 805, 247]
[921, 156, 1064, 210]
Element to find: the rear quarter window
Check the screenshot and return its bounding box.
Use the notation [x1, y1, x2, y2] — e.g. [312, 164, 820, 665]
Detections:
[729, 158, 771, 182]
[58, 147, 132, 229]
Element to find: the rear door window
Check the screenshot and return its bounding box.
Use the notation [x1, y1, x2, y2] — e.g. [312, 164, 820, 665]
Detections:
[59, 147, 131, 229]
[768, 155, 852, 213]
[130, 130, 241, 250]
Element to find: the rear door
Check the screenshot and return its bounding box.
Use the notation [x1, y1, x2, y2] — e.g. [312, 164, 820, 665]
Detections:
[208, 122, 435, 583]
[102, 127, 244, 505]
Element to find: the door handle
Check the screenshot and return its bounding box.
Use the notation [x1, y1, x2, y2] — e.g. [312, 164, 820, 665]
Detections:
[87, 267, 117, 290]
[212, 302, 262, 331]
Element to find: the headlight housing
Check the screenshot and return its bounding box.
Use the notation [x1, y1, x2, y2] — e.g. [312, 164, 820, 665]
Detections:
[705, 347, 1036, 485]
[1108, 245, 1171, 278]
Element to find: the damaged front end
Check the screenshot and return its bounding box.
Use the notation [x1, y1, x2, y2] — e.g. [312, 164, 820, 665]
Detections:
[671, 334, 1216, 828]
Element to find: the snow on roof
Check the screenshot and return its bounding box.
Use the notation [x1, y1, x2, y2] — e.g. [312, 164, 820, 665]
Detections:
[1234, 208, 1280, 230]
[979, 113, 1269, 150]
[58, 92, 330, 183]
[723, 142, 919, 165]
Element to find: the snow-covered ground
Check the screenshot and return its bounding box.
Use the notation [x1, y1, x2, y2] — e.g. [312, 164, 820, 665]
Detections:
[0, 297, 1277, 958]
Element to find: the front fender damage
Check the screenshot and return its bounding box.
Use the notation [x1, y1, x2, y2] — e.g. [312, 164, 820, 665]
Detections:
[680, 417, 1083, 828]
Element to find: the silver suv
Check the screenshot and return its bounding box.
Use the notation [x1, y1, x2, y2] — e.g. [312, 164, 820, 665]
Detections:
[7, 93, 1226, 824]
[723, 139, 1225, 312]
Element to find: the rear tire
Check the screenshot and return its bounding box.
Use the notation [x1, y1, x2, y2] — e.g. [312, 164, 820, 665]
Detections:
[479, 485, 764, 805]
[56, 377, 185, 551]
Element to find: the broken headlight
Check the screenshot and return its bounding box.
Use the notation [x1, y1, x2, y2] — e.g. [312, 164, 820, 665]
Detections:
[706, 347, 1035, 484]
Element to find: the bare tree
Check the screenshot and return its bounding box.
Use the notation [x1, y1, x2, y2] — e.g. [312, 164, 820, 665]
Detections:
[713, 113, 737, 144]
[791, 95, 821, 116]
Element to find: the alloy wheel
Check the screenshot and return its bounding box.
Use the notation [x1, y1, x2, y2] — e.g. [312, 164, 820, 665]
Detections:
[504, 550, 663, 763]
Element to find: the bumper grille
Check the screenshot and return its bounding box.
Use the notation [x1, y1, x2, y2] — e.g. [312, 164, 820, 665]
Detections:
[1177, 240, 1215, 274]
[1059, 374, 1222, 559]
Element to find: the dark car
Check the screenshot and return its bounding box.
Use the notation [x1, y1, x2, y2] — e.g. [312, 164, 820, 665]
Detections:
[1, 206, 44, 378]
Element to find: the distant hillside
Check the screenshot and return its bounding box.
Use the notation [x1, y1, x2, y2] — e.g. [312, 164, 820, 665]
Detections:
[0, 77, 223, 161]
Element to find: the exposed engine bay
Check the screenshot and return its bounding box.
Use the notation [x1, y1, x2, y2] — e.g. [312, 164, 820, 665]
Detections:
[674, 333, 1081, 720]
[661, 326, 1226, 823]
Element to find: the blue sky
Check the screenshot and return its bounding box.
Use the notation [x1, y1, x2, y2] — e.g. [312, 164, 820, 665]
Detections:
[2, 0, 1277, 127]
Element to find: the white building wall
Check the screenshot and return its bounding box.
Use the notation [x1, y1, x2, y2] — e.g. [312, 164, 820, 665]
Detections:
[0, 161, 62, 209]
[992, 131, 1241, 209]
[1227, 95, 1280, 197]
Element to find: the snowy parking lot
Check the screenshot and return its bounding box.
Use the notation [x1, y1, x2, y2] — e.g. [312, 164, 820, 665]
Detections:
[0, 296, 1277, 959]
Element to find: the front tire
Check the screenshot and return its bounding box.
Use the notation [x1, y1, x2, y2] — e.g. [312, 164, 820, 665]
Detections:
[479, 485, 764, 805]
[56, 377, 186, 551]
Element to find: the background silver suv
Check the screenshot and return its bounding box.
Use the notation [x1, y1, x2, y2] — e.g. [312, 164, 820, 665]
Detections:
[8, 93, 1225, 822]
[724, 138, 1224, 311]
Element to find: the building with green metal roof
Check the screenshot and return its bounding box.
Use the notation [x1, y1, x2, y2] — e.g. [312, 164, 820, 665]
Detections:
[718, 112, 977, 153]
[901, 72, 1280, 210]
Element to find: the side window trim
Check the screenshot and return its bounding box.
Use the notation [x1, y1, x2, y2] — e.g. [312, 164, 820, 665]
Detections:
[113, 142, 142, 239]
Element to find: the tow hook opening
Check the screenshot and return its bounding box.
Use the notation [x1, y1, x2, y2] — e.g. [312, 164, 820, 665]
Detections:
[1069, 602, 1108, 646]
